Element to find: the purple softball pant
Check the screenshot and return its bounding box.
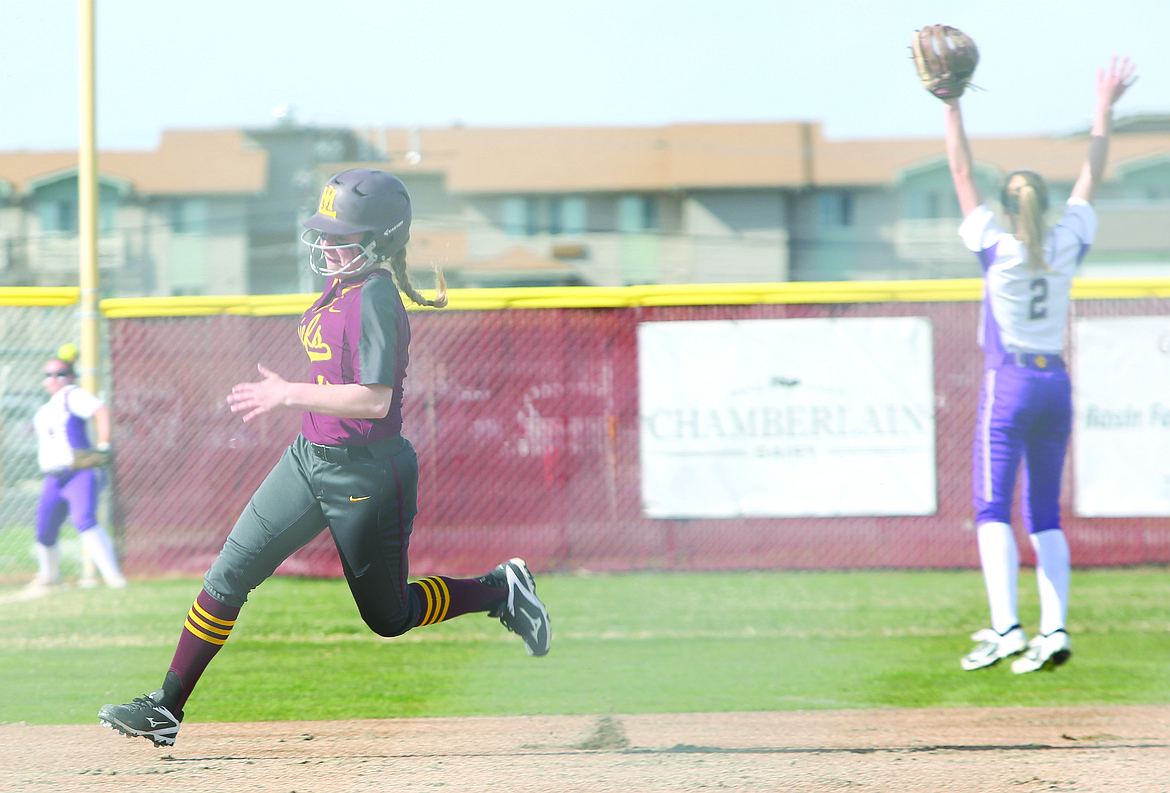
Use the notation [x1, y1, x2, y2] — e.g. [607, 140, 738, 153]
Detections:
[35, 468, 103, 545]
[973, 357, 1072, 534]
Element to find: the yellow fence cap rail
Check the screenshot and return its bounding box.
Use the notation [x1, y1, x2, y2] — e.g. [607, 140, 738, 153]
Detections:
[99, 294, 318, 318]
[0, 287, 80, 306]
[1071, 279, 1170, 299]
[7, 278, 1170, 317]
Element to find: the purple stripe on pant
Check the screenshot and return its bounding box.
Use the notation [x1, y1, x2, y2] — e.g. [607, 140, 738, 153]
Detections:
[973, 362, 1072, 533]
[35, 468, 103, 545]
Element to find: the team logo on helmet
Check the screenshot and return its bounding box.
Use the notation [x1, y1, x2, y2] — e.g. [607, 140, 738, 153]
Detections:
[317, 185, 338, 219]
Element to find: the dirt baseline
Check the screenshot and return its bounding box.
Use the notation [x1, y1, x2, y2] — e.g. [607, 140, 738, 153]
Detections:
[2, 706, 1167, 793]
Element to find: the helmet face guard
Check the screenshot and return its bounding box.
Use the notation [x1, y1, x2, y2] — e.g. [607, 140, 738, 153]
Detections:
[301, 169, 412, 277]
[300, 229, 383, 277]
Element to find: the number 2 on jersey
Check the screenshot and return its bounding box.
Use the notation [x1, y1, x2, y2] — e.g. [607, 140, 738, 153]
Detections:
[1029, 277, 1048, 320]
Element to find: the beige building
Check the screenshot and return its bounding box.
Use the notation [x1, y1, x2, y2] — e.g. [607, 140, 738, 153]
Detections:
[1, 118, 1167, 296]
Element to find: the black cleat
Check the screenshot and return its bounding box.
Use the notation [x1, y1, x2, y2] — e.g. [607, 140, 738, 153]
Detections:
[98, 690, 183, 747]
[484, 558, 551, 657]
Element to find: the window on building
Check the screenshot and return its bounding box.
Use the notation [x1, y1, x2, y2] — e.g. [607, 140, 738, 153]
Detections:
[1117, 162, 1170, 203]
[38, 199, 76, 233]
[1148, 186, 1169, 201]
[99, 200, 117, 233]
[618, 195, 657, 232]
[170, 199, 208, 234]
[906, 190, 954, 219]
[546, 196, 588, 236]
[818, 191, 853, 227]
[502, 197, 526, 237]
[34, 178, 122, 234]
[504, 196, 587, 236]
[561, 196, 587, 235]
[547, 198, 563, 235]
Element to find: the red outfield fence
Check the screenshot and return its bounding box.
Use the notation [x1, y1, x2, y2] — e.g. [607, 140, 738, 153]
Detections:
[102, 282, 1170, 579]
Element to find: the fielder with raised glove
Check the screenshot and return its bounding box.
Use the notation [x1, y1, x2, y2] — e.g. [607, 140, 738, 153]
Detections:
[929, 43, 1139, 677]
[911, 24, 979, 100]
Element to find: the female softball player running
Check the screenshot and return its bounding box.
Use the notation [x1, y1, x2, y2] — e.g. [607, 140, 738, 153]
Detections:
[943, 58, 1135, 673]
[100, 169, 550, 747]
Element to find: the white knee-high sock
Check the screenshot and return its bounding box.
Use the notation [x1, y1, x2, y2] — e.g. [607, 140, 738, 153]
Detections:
[977, 521, 1019, 635]
[1030, 530, 1070, 636]
[80, 526, 126, 587]
[34, 543, 60, 584]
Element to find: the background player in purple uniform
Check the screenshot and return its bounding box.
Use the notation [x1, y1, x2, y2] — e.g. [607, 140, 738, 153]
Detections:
[29, 348, 124, 592]
[943, 58, 1136, 673]
[100, 169, 550, 747]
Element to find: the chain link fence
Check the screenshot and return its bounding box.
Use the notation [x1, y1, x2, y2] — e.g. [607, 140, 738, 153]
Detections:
[3, 284, 1170, 584]
[0, 296, 113, 582]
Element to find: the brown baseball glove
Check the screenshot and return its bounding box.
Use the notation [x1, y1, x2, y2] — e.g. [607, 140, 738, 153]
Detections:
[70, 448, 112, 470]
[911, 25, 979, 100]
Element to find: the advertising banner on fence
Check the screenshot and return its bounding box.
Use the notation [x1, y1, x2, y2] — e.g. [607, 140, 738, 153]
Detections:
[638, 317, 937, 518]
[1073, 316, 1170, 517]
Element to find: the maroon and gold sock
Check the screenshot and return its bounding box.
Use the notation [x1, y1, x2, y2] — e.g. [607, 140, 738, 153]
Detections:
[165, 588, 240, 709]
[411, 576, 506, 627]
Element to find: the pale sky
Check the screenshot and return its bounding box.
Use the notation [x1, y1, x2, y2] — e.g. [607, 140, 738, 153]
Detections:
[1, 0, 1166, 152]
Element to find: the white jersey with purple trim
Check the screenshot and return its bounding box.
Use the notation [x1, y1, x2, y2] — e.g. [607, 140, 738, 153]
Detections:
[958, 198, 1097, 356]
[34, 384, 103, 472]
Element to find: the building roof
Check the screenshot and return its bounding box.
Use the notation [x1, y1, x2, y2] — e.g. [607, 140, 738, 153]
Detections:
[361, 122, 1170, 192]
[0, 129, 268, 196]
[365, 123, 817, 192]
[2, 121, 1167, 197]
[816, 132, 1170, 186]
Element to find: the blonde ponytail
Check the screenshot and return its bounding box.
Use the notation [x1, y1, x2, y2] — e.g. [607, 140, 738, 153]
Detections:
[1002, 171, 1051, 272]
[387, 250, 448, 308]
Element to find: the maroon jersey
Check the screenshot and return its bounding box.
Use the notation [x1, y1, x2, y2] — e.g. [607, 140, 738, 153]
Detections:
[297, 270, 410, 444]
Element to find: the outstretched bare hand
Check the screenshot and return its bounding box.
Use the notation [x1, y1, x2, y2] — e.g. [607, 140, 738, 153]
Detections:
[227, 363, 290, 422]
[1099, 56, 1137, 108]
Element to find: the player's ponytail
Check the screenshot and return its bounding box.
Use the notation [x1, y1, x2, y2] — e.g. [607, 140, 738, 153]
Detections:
[387, 249, 448, 309]
[1002, 171, 1050, 272]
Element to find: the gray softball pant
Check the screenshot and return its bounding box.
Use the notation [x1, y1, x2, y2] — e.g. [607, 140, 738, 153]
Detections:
[204, 433, 421, 636]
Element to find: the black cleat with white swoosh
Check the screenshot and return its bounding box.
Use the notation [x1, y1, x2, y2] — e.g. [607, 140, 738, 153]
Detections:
[98, 690, 183, 747]
[483, 558, 551, 656]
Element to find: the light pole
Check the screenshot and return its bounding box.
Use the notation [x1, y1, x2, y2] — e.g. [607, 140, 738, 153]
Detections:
[78, 0, 100, 396]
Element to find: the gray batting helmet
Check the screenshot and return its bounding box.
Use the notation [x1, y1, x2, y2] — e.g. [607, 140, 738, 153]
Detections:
[301, 169, 412, 276]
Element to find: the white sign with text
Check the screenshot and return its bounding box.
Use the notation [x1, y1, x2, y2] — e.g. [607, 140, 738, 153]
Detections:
[638, 317, 937, 518]
[1073, 316, 1170, 516]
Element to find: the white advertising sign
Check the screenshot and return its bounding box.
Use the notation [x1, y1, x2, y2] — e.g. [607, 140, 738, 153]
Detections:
[1073, 316, 1170, 516]
[638, 317, 937, 518]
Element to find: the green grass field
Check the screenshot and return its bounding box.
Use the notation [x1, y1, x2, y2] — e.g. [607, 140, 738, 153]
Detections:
[0, 567, 1167, 726]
